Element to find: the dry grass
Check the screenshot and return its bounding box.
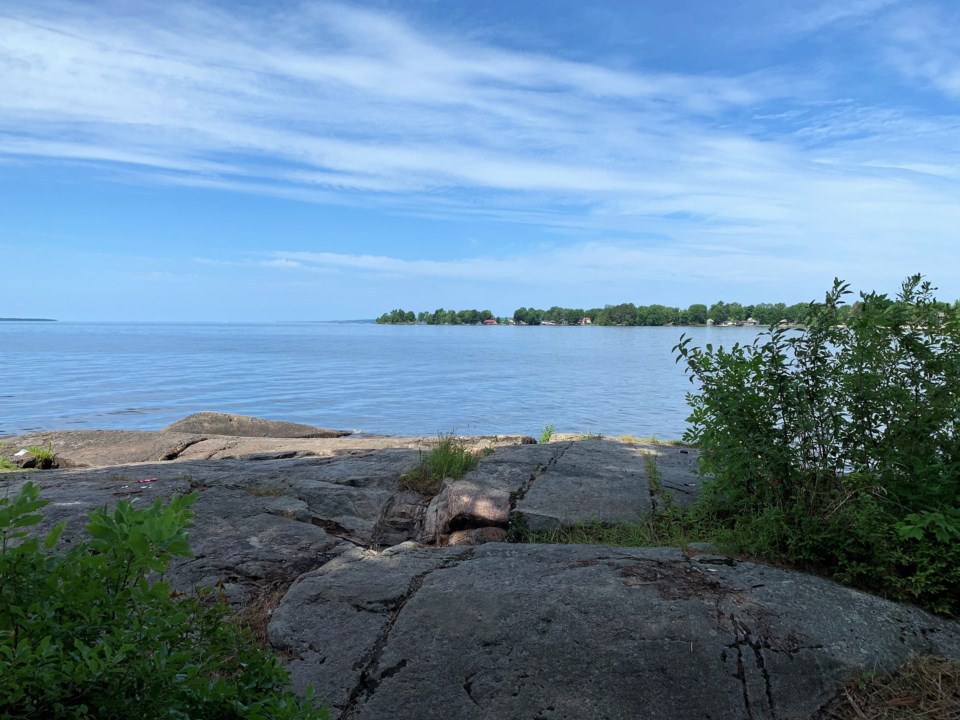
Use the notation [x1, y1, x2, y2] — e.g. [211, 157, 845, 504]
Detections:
[619, 434, 695, 448]
[232, 585, 290, 649]
[819, 655, 960, 720]
[247, 486, 285, 497]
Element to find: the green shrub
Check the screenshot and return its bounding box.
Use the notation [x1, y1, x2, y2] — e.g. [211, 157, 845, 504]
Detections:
[676, 275, 960, 615]
[399, 435, 483, 495]
[539, 423, 555, 444]
[0, 482, 326, 719]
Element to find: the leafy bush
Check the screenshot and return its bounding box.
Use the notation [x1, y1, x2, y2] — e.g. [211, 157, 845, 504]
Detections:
[0, 482, 326, 719]
[675, 275, 960, 615]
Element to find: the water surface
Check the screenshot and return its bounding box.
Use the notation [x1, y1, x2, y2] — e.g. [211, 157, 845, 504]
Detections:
[0, 322, 762, 438]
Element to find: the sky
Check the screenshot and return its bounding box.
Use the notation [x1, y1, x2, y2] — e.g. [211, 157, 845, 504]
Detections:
[1, 0, 959, 321]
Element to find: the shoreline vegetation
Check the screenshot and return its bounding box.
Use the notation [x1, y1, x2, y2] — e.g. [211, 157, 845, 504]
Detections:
[377, 300, 830, 327]
[378, 295, 960, 327]
[0, 317, 56, 322]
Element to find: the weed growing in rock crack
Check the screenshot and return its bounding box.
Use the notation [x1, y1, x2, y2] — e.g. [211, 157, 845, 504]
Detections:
[511, 511, 711, 548]
[576, 431, 603, 440]
[232, 585, 291, 649]
[26, 442, 56, 469]
[644, 453, 676, 512]
[398, 435, 482, 496]
[179, 473, 207, 490]
[539, 423, 555, 444]
[0, 457, 20, 473]
[247, 486, 285, 498]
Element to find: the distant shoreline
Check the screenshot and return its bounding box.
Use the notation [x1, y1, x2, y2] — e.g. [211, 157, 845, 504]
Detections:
[0, 318, 56, 322]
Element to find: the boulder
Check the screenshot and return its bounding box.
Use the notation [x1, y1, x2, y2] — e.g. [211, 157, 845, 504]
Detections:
[420, 443, 559, 543]
[447, 527, 507, 546]
[270, 543, 960, 719]
[163, 412, 350, 438]
[0, 429, 537, 468]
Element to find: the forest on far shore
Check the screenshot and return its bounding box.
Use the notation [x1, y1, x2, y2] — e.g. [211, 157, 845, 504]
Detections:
[378, 300, 828, 326]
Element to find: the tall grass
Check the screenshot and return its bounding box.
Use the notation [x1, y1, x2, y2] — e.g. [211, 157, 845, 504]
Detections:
[398, 435, 486, 495]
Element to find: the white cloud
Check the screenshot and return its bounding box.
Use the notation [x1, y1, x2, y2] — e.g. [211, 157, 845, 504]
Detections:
[881, 5, 960, 99]
[0, 0, 959, 293]
[779, 0, 901, 33]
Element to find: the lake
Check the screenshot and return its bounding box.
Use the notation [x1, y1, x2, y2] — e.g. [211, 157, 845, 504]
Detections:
[0, 322, 764, 439]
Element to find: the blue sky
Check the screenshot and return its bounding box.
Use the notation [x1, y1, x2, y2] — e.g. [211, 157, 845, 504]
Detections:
[1, 0, 958, 320]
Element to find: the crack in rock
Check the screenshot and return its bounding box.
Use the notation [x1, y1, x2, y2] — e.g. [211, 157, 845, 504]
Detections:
[339, 549, 475, 719]
[159, 436, 208, 461]
[463, 672, 481, 708]
[728, 613, 777, 720]
[510, 441, 573, 507]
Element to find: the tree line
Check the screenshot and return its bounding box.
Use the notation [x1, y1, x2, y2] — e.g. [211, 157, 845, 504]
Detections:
[379, 301, 819, 326]
[378, 298, 960, 326]
[516, 301, 814, 326]
[377, 308, 497, 325]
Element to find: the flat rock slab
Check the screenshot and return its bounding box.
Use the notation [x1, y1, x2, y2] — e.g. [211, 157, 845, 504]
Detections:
[163, 411, 350, 438]
[270, 543, 960, 720]
[422, 440, 704, 543]
[516, 440, 653, 531]
[0, 430, 207, 467]
[636, 442, 702, 508]
[0, 430, 535, 468]
[0, 449, 427, 600]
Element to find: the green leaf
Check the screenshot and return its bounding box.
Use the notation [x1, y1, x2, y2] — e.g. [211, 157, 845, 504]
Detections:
[43, 521, 66, 549]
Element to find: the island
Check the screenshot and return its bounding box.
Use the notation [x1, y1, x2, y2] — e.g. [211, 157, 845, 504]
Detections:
[378, 300, 820, 326]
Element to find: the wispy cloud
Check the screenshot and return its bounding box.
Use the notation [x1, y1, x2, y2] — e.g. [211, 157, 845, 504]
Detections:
[1, 0, 959, 291]
[881, 5, 960, 99]
[777, 0, 902, 33]
[255, 240, 930, 303]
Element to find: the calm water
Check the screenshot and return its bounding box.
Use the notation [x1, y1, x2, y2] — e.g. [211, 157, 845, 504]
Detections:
[0, 322, 763, 439]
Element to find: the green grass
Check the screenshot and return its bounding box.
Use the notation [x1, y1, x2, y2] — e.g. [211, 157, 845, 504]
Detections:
[619, 434, 695, 447]
[0, 457, 19, 473]
[398, 435, 487, 496]
[511, 511, 712, 549]
[26, 442, 56, 469]
[539, 423, 555, 444]
[576, 432, 603, 440]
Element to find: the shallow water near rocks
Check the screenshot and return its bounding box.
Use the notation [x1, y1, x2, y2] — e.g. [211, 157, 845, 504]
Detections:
[1, 321, 763, 438]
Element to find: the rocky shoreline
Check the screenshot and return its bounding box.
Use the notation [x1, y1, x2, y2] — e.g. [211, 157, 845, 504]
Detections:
[2, 413, 958, 719]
